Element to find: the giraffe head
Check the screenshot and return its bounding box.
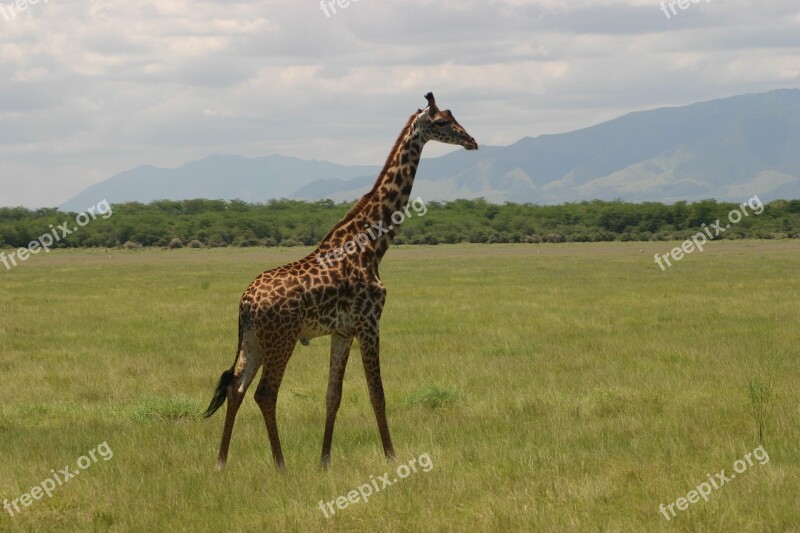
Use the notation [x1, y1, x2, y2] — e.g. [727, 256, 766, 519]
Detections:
[417, 92, 478, 150]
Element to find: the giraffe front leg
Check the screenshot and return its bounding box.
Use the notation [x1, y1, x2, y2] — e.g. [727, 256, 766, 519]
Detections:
[320, 334, 353, 469]
[358, 329, 395, 461]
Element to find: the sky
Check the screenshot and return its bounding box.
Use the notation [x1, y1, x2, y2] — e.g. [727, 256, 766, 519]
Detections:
[1, 0, 799, 208]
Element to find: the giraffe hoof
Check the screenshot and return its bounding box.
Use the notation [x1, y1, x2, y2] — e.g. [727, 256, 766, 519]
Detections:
[215, 460, 227, 471]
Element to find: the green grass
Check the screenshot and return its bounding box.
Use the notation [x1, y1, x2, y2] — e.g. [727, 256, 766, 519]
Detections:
[129, 396, 204, 423]
[404, 384, 460, 410]
[0, 242, 799, 531]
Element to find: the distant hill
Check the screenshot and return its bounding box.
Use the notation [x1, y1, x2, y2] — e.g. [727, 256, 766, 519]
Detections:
[61, 154, 378, 212]
[61, 89, 800, 211]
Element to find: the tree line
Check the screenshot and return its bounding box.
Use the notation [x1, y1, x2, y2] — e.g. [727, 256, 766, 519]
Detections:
[1, 197, 799, 249]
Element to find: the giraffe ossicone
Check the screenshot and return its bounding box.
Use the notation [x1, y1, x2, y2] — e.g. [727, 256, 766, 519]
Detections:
[204, 92, 477, 470]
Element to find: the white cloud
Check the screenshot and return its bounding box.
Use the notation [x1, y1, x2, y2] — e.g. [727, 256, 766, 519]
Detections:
[0, 0, 798, 206]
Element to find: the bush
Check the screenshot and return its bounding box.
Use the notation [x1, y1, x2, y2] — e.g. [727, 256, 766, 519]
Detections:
[235, 237, 261, 247]
[123, 241, 143, 250]
[187, 240, 205, 248]
[568, 233, 590, 242]
[2, 198, 799, 248]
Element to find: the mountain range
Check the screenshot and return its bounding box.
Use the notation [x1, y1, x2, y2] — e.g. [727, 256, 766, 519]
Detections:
[61, 89, 800, 211]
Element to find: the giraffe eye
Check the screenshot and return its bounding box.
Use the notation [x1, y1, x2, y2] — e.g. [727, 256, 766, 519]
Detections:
[434, 119, 448, 127]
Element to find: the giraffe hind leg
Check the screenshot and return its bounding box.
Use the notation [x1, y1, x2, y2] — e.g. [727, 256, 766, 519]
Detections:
[358, 330, 395, 461]
[213, 329, 264, 470]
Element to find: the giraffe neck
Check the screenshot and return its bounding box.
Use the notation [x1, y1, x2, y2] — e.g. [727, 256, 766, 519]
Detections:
[315, 112, 426, 269]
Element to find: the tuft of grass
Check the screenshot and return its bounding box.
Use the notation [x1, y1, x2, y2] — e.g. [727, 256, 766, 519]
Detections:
[404, 384, 460, 410]
[748, 377, 775, 444]
[130, 396, 204, 422]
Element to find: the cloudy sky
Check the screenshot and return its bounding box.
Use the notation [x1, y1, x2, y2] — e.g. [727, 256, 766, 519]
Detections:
[1, 0, 799, 208]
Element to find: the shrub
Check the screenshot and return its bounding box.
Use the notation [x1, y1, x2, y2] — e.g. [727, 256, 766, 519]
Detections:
[235, 237, 261, 247]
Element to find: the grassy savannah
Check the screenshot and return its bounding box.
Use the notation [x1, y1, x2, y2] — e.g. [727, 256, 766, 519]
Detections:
[0, 242, 798, 531]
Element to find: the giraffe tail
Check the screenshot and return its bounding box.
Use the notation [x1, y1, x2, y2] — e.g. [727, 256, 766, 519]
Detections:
[203, 311, 244, 418]
[203, 368, 234, 418]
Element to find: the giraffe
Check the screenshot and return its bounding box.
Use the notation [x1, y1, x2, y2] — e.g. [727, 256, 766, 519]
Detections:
[204, 92, 478, 470]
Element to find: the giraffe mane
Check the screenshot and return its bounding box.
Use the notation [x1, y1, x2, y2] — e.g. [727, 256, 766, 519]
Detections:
[319, 111, 420, 241]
